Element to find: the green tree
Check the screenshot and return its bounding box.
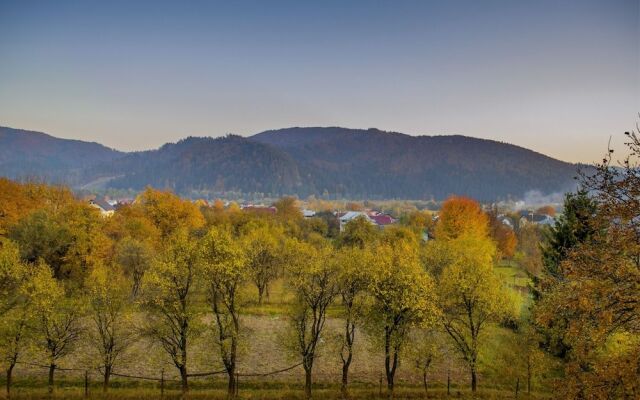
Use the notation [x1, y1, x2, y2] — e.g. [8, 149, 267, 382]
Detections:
[243, 224, 286, 305]
[200, 226, 247, 397]
[335, 246, 371, 397]
[115, 236, 152, 298]
[27, 262, 83, 394]
[367, 239, 439, 398]
[142, 229, 201, 393]
[286, 241, 339, 400]
[85, 264, 137, 392]
[339, 216, 377, 249]
[0, 239, 27, 315]
[430, 236, 515, 392]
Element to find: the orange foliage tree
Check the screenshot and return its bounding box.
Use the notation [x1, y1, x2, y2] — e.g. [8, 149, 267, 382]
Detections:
[435, 196, 489, 240]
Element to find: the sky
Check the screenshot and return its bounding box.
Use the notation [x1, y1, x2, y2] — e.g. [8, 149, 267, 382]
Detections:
[0, 0, 638, 163]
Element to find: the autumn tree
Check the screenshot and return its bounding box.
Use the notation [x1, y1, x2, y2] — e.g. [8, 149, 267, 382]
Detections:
[534, 130, 640, 398]
[0, 239, 27, 315]
[435, 196, 489, 240]
[9, 202, 110, 282]
[430, 235, 515, 392]
[339, 216, 377, 249]
[367, 238, 439, 398]
[0, 179, 74, 237]
[498, 323, 546, 397]
[136, 188, 204, 238]
[243, 224, 286, 305]
[406, 329, 446, 396]
[273, 196, 302, 221]
[115, 237, 152, 297]
[535, 205, 556, 217]
[142, 229, 201, 393]
[200, 226, 247, 397]
[286, 241, 339, 399]
[0, 239, 31, 396]
[85, 264, 137, 391]
[27, 262, 83, 394]
[427, 198, 514, 393]
[335, 246, 371, 396]
[487, 207, 517, 259]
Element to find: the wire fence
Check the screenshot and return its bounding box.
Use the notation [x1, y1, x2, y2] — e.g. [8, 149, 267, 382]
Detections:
[12, 359, 306, 396]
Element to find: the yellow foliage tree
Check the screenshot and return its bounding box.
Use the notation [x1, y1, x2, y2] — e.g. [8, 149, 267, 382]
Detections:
[200, 226, 247, 397]
[136, 188, 204, 238]
[367, 238, 439, 398]
[429, 236, 515, 392]
[85, 264, 137, 391]
[142, 229, 201, 393]
[286, 240, 339, 400]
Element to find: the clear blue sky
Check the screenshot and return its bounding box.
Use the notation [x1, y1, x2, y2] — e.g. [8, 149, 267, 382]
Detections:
[0, 0, 638, 162]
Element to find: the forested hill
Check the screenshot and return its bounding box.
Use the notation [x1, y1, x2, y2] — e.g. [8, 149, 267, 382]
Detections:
[0, 125, 581, 200]
[0, 126, 122, 184]
[251, 127, 581, 200]
[92, 135, 303, 195]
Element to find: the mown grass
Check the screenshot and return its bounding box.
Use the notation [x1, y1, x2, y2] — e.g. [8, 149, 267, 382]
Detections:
[1, 380, 551, 399]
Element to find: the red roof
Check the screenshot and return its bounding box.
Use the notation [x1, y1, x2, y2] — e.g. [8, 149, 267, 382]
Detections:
[371, 214, 395, 226]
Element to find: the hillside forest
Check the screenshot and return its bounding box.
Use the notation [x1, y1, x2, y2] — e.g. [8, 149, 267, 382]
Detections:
[0, 132, 638, 399]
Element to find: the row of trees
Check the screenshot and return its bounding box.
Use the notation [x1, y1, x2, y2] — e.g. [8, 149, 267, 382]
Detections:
[0, 182, 520, 398]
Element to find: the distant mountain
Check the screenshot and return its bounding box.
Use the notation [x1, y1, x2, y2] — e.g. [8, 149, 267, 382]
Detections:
[85, 135, 303, 195]
[252, 127, 581, 200]
[0, 126, 122, 184]
[0, 125, 582, 200]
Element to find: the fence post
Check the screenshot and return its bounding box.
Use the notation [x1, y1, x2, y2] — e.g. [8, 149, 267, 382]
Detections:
[447, 370, 451, 396]
[160, 368, 165, 398]
[84, 370, 88, 398]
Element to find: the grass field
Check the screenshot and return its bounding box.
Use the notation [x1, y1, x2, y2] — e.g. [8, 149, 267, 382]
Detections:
[1, 261, 553, 400]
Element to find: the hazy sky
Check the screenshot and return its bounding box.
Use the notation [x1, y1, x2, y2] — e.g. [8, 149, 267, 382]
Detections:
[0, 0, 638, 163]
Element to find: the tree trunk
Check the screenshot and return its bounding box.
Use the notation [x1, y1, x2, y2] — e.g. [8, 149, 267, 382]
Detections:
[341, 359, 351, 399]
[227, 363, 236, 397]
[383, 329, 397, 399]
[470, 366, 477, 392]
[423, 370, 428, 395]
[179, 365, 188, 393]
[6, 363, 15, 398]
[304, 365, 312, 399]
[103, 365, 111, 392]
[48, 363, 56, 394]
[257, 285, 265, 306]
[515, 377, 520, 399]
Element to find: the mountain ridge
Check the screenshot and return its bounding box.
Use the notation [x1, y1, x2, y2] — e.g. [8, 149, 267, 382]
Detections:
[0, 125, 581, 200]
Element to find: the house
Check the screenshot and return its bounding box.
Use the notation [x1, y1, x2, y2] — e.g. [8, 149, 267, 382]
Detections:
[370, 214, 396, 228]
[337, 210, 397, 231]
[89, 197, 115, 217]
[338, 211, 375, 231]
[519, 210, 555, 227]
[302, 209, 316, 218]
[498, 215, 515, 230]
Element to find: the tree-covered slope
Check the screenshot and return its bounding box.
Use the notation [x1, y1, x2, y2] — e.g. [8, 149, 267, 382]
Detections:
[251, 127, 581, 200]
[98, 135, 303, 195]
[0, 126, 122, 184]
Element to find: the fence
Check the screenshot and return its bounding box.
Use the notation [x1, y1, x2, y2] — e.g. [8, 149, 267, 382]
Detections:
[11, 360, 306, 397]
